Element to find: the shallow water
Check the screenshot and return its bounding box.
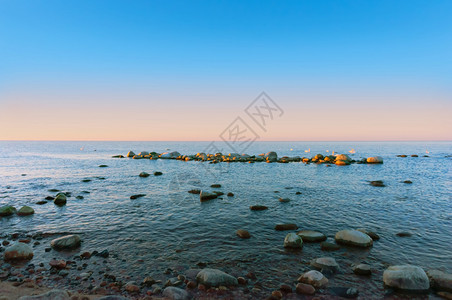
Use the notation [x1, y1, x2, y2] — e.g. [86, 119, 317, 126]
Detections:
[1, 141, 451, 297]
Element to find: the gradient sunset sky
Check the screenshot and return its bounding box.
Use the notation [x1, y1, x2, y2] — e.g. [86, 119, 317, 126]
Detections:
[1, 0, 451, 141]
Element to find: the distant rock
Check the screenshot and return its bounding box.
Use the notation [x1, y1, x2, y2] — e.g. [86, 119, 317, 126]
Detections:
[160, 151, 181, 159]
[130, 194, 146, 200]
[278, 197, 290, 203]
[403, 180, 413, 184]
[17, 206, 34, 216]
[126, 151, 136, 157]
[336, 154, 352, 162]
[284, 233, 303, 249]
[162, 286, 191, 300]
[298, 270, 328, 288]
[154, 171, 163, 176]
[396, 231, 413, 237]
[427, 270, 452, 292]
[335, 229, 373, 248]
[297, 230, 326, 242]
[227, 192, 234, 197]
[139, 172, 150, 178]
[367, 156, 383, 164]
[51, 234, 81, 250]
[236, 229, 251, 239]
[99, 164, 108, 168]
[275, 224, 298, 231]
[200, 191, 218, 202]
[19, 290, 70, 300]
[54, 194, 67, 206]
[249, 205, 268, 211]
[383, 265, 429, 292]
[196, 268, 238, 287]
[211, 184, 221, 188]
[370, 180, 385, 187]
[138, 151, 149, 156]
[0, 205, 16, 217]
[265, 151, 278, 162]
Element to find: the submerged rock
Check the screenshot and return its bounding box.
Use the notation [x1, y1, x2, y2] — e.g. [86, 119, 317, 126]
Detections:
[330, 287, 359, 298]
[284, 233, 303, 249]
[196, 268, 238, 287]
[278, 197, 290, 203]
[19, 290, 70, 300]
[249, 205, 268, 211]
[427, 270, 452, 292]
[335, 229, 373, 248]
[383, 265, 429, 292]
[310, 257, 339, 272]
[162, 286, 190, 300]
[4, 243, 33, 261]
[321, 241, 340, 251]
[139, 172, 150, 178]
[297, 230, 326, 242]
[17, 206, 34, 216]
[275, 224, 298, 231]
[236, 229, 251, 239]
[356, 228, 380, 241]
[298, 270, 328, 288]
[0, 205, 16, 217]
[353, 263, 371, 275]
[54, 194, 67, 206]
[51, 234, 81, 250]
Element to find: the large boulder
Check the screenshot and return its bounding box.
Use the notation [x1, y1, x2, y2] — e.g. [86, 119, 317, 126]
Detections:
[160, 151, 181, 159]
[17, 206, 35, 216]
[284, 233, 303, 249]
[0, 205, 16, 216]
[19, 290, 70, 300]
[367, 156, 383, 164]
[126, 151, 136, 157]
[4, 243, 34, 261]
[335, 154, 352, 162]
[383, 265, 429, 292]
[196, 268, 238, 287]
[335, 229, 373, 248]
[297, 230, 326, 242]
[162, 286, 191, 300]
[51, 235, 81, 250]
[265, 151, 278, 162]
[427, 270, 452, 292]
[298, 270, 328, 288]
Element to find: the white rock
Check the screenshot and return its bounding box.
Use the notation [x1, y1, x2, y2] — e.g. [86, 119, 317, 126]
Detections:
[19, 289, 69, 300]
[162, 286, 191, 300]
[284, 233, 303, 248]
[367, 156, 383, 164]
[196, 268, 238, 287]
[298, 270, 328, 288]
[335, 229, 373, 248]
[383, 265, 429, 291]
[4, 243, 33, 261]
[51, 235, 81, 250]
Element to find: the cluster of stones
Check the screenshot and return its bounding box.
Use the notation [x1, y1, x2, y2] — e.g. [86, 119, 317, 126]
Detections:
[118, 151, 384, 165]
[0, 205, 34, 217]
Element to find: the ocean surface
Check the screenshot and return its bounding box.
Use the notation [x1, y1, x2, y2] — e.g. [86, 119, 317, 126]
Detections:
[1, 141, 451, 297]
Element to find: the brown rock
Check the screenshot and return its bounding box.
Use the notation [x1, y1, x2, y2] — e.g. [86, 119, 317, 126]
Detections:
[236, 229, 251, 239]
[49, 259, 67, 269]
[275, 224, 298, 231]
[271, 290, 283, 299]
[296, 283, 315, 295]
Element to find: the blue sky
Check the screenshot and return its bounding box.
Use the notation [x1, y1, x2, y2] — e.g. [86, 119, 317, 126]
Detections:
[0, 0, 451, 140]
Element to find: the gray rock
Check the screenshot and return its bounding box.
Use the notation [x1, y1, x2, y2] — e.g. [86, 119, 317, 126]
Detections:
[297, 230, 327, 242]
[335, 229, 373, 248]
[284, 233, 303, 248]
[162, 286, 191, 300]
[265, 151, 278, 162]
[19, 289, 70, 300]
[310, 257, 339, 272]
[353, 263, 371, 275]
[298, 270, 328, 288]
[383, 265, 429, 292]
[196, 268, 238, 287]
[51, 235, 81, 250]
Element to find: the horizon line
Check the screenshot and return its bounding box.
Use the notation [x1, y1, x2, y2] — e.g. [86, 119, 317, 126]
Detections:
[0, 139, 451, 143]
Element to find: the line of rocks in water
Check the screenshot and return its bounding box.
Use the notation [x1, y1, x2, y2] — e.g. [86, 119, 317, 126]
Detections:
[114, 151, 386, 165]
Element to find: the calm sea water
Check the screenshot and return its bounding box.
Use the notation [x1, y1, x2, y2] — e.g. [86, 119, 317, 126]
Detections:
[1, 141, 451, 297]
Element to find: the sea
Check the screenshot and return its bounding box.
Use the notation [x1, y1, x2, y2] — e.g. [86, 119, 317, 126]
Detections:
[1, 141, 451, 298]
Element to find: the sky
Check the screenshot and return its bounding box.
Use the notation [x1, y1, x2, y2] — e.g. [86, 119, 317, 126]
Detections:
[0, 0, 451, 141]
